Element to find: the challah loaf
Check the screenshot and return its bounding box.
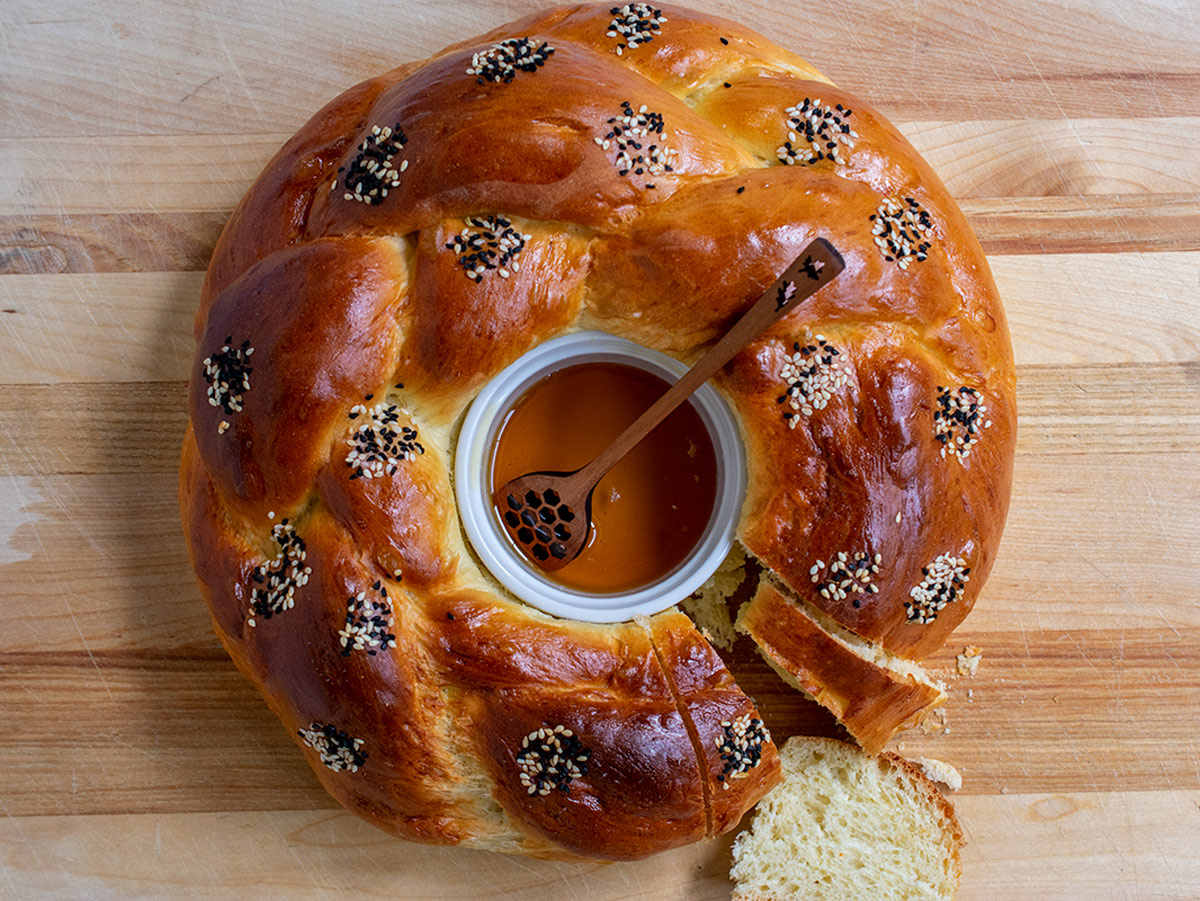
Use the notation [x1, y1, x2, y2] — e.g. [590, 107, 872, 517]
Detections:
[180, 2, 1015, 861]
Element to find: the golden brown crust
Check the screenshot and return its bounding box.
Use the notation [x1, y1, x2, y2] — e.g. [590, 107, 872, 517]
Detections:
[304, 40, 753, 238]
[245, 512, 471, 843]
[540, 4, 829, 93]
[190, 236, 406, 519]
[738, 583, 945, 754]
[181, 447, 478, 844]
[724, 325, 1015, 659]
[464, 690, 706, 859]
[397, 217, 591, 422]
[587, 168, 960, 354]
[196, 69, 409, 332]
[424, 591, 707, 858]
[643, 611, 782, 835]
[182, 1, 1015, 860]
[316, 421, 458, 591]
[180, 430, 258, 643]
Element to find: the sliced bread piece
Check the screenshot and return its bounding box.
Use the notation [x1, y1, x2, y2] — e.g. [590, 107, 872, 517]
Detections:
[639, 609, 783, 836]
[737, 581, 945, 754]
[730, 736, 964, 901]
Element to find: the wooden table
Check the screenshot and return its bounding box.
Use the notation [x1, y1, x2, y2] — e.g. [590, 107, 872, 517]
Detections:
[2, 0, 1198, 897]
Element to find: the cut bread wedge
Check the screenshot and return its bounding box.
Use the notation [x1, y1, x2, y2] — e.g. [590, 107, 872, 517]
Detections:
[737, 580, 945, 754]
[730, 736, 964, 901]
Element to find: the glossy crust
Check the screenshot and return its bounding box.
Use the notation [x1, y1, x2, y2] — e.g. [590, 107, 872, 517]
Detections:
[180, 3, 1015, 860]
[642, 611, 783, 834]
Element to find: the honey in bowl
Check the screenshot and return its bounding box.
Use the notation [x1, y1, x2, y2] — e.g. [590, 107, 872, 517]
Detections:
[490, 361, 718, 594]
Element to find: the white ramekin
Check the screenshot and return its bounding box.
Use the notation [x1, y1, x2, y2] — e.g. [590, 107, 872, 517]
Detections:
[455, 331, 746, 623]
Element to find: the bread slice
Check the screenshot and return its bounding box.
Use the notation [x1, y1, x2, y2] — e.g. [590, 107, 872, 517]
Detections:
[730, 737, 964, 901]
[737, 580, 945, 753]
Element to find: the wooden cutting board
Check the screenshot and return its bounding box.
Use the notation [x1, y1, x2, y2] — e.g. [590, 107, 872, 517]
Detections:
[1, 0, 1198, 896]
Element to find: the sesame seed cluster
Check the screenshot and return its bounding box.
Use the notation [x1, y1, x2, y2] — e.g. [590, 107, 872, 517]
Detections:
[777, 336, 849, 428]
[934, 386, 992, 462]
[339, 581, 397, 657]
[345, 399, 424, 480]
[516, 725, 592, 796]
[777, 98, 857, 166]
[446, 215, 530, 282]
[248, 520, 311, 627]
[202, 336, 253, 416]
[906, 553, 971, 624]
[870, 196, 934, 269]
[715, 714, 770, 789]
[337, 124, 408, 206]
[596, 101, 677, 189]
[466, 37, 556, 84]
[811, 551, 882, 609]
[298, 723, 368, 772]
[606, 3, 667, 56]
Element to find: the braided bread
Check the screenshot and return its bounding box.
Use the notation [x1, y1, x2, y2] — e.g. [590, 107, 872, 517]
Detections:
[180, 2, 1014, 861]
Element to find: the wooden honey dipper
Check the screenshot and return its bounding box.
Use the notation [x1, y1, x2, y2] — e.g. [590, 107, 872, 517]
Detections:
[493, 238, 845, 572]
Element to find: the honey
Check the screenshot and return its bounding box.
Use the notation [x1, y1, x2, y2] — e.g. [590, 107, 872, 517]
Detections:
[490, 362, 718, 594]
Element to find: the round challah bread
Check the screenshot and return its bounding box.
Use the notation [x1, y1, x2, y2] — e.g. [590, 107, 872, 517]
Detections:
[180, 3, 1015, 861]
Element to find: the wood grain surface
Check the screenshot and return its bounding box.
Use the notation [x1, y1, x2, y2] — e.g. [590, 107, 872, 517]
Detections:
[1, 0, 1198, 897]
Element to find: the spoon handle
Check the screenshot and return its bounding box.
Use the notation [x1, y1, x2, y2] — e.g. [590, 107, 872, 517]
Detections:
[571, 238, 845, 492]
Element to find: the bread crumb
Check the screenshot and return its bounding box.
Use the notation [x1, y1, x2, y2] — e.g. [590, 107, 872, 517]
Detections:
[679, 545, 746, 650]
[912, 756, 962, 791]
[956, 645, 983, 677]
[919, 708, 950, 736]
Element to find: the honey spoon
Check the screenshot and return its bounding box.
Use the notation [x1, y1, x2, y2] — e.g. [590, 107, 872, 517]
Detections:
[494, 237, 845, 572]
